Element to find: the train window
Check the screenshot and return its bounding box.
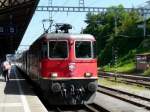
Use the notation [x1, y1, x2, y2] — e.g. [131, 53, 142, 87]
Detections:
[49, 41, 68, 58]
[42, 42, 48, 58]
[75, 41, 92, 58]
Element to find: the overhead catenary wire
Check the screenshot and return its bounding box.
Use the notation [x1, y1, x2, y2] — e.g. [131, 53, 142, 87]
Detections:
[51, 0, 75, 31]
[43, 0, 70, 32]
[51, 0, 69, 18]
[86, 0, 97, 7]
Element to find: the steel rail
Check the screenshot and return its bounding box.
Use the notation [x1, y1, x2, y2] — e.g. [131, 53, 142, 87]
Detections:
[56, 107, 62, 112]
[100, 72, 150, 81]
[85, 103, 110, 112]
[98, 85, 150, 110]
[99, 72, 150, 86]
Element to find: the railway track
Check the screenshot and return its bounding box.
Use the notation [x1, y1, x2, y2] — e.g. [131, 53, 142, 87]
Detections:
[84, 103, 110, 112]
[47, 103, 110, 112]
[99, 72, 150, 87]
[98, 85, 150, 110]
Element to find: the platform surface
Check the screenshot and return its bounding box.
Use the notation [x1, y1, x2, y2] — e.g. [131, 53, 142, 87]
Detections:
[0, 66, 48, 112]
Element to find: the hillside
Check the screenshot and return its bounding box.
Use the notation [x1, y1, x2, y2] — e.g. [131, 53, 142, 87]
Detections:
[82, 5, 150, 76]
[102, 38, 150, 76]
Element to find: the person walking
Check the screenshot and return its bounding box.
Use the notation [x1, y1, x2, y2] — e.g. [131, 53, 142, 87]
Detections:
[2, 60, 11, 82]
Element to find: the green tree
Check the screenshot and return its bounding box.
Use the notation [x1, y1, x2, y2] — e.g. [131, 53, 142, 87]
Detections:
[83, 5, 143, 65]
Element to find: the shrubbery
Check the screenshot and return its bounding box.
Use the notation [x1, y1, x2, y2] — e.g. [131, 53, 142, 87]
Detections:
[144, 68, 150, 76]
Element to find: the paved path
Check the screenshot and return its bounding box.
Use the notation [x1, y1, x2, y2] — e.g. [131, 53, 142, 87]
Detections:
[0, 66, 47, 112]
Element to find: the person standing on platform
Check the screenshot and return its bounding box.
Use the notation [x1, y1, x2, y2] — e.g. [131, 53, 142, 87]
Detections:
[2, 60, 11, 82]
[0, 60, 3, 77]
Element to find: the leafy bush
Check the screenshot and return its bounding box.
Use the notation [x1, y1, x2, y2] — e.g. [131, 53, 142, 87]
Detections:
[144, 68, 150, 76]
[137, 39, 150, 53]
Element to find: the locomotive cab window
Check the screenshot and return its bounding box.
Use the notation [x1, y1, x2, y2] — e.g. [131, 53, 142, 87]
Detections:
[75, 41, 93, 58]
[49, 41, 68, 58]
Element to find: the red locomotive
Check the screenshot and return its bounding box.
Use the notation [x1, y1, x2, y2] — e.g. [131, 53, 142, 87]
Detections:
[16, 24, 98, 105]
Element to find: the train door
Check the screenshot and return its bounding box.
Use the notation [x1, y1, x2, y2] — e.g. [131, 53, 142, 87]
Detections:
[41, 42, 48, 59]
[27, 51, 30, 76]
[36, 42, 42, 80]
[25, 52, 27, 73]
[40, 41, 48, 77]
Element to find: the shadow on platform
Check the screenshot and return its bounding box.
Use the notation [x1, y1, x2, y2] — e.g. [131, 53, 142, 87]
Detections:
[0, 78, 5, 82]
[4, 67, 35, 96]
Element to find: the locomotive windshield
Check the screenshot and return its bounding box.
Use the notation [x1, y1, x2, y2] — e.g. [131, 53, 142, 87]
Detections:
[49, 41, 68, 58]
[75, 41, 95, 59]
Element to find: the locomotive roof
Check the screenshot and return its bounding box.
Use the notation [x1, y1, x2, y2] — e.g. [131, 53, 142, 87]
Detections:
[43, 33, 95, 40]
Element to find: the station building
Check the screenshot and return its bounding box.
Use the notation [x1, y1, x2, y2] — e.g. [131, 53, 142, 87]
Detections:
[136, 53, 150, 70]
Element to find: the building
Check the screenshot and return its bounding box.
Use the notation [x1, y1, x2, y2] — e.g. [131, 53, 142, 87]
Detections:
[136, 53, 150, 70]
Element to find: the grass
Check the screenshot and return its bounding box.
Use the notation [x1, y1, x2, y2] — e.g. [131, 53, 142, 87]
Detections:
[101, 39, 150, 75]
[115, 63, 136, 73]
[102, 61, 136, 74]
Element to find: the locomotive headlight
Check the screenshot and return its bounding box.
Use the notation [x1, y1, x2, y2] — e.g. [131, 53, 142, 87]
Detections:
[84, 72, 92, 77]
[69, 63, 76, 71]
[51, 72, 58, 78]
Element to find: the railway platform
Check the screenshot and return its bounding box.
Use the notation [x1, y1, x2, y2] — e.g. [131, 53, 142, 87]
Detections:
[0, 65, 48, 112]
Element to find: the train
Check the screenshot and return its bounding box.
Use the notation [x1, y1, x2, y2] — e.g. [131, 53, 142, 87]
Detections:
[16, 24, 98, 105]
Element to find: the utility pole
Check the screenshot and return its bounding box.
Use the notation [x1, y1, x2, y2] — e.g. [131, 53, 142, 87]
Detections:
[143, 11, 146, 38]
[114, 48, 118, 81]
[115, 15, 117, 36]
[48, 0, 53, 20]
[79, 0, 85, 7]
[42, 0, 53, 33]
[140, 0, 150, 38]
[48, 0, 53, 32]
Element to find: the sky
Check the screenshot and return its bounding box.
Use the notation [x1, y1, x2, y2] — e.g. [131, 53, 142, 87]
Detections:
[18, 0, 149, 51]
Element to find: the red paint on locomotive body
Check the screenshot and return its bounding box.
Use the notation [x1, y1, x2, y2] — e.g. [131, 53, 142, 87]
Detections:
[41, 59, 70, 78]
[40, 56, 97, 78]
[39, 34, 97, 79]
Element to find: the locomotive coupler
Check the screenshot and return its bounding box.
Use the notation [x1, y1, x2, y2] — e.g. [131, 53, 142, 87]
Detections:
[70, 84, 75, 95]
[77, 87, 85, 95]
[61, 84, 67, 97]
[62, 88, 67, 97]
